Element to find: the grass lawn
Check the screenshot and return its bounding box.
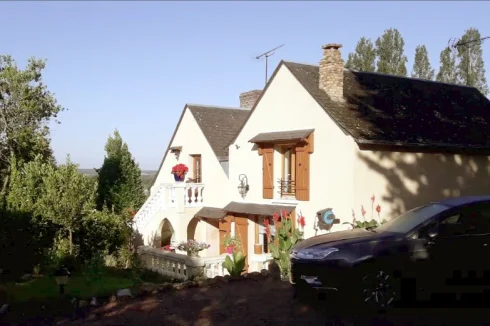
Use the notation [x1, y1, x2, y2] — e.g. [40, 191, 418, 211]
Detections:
[1, 266, 177, 304]
[3, 270, 136, 304]
[4, 275, 135, 303]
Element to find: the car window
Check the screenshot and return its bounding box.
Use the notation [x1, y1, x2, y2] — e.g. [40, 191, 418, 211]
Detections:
[375, 203, 450, 234]
[440, 214, 461, 225]
[465, 204, 490, 234]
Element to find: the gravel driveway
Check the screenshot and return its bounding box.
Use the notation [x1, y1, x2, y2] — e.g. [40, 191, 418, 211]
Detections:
[59, 277, 490, 326]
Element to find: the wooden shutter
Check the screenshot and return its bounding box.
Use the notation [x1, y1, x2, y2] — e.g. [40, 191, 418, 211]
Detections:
[192, 155, 202, 183]
[262, 146, 274, 199]
[295, 144, 310, 201]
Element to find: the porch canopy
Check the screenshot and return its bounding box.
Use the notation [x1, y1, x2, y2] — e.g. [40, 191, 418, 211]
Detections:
[195, 207, 227, 220]
[222, 201, 295, 217]
[248, 129, 314, 144]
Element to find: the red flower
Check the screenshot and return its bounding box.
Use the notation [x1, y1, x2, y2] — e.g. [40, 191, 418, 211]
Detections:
[272, 212, 280, 223]
[171, 163, 189, 177]
[361, 205, 366, 217]
[371, 195, 375, 203]
[281, 209, 288, 219]
[298, 215, 306, 228]
[376, 204, 381, 214]
[264, 217, 270, 227]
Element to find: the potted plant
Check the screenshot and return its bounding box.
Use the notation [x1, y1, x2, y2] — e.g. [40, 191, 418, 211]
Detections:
[177, 239, 210, 257]
[171, 163, 189, 182]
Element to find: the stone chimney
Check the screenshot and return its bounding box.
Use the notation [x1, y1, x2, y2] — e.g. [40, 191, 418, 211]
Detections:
[239, 90, 262, 109]
[319, 43, 344, 102]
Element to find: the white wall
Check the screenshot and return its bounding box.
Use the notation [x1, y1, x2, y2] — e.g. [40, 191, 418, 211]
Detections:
[354, 149, 490, 222]
[147, 107, 233, 250]
[152, 107, 231, 208]
[228, 64, 356, 239]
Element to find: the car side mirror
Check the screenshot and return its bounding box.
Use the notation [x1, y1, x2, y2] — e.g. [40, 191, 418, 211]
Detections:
[427, 225, 439, 239]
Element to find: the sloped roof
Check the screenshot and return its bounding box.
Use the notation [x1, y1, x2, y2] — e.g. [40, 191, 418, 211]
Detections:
[151, 104, 249, 187]
[195, 206, 227, 220]
[283, 61, 490, 150]
[223, 201, 295, 216]
[188, 105, 250, 158]
[249, 129, 314, 143]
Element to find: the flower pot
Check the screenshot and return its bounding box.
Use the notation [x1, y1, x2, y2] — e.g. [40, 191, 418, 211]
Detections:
[173, 173, 185, 182]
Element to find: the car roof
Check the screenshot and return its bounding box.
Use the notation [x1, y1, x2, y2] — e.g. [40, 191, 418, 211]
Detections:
[437, 196, 490, 207]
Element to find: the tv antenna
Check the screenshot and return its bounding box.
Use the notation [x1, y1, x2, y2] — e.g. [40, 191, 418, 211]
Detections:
[256, 44, 285, 86]
[448, 36, 490, 82]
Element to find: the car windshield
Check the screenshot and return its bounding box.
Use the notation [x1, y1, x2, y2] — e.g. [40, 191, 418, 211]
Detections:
[374, 203, 451, 234]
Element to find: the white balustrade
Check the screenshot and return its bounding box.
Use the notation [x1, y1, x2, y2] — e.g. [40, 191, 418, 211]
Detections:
[202, 254, 228, 278]
[137, 246, 228, 280]
[133, 182, 206, 231]
[185, 184, 205, 207]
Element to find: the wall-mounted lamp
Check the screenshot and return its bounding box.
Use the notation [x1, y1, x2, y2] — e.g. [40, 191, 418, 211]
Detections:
[237, 174, 249, 199]
[170, 146, 182, 160]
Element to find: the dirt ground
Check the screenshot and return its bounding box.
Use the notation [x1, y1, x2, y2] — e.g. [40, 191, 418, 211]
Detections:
[59, 278, 490, 326]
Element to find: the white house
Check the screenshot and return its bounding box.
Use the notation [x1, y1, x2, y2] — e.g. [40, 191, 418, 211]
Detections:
[137, 42, 490, 274]
[133, 96, 257, 257]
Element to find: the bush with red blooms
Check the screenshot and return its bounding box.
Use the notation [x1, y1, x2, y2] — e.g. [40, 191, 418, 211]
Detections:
[264, 210, 305, 279]
[222, 235, 242, 254]
[171, 163, 189, 178]
[345, 194, 387, 229]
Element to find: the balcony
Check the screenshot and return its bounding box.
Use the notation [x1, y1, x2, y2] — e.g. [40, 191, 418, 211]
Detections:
[277, 179, 296, 199]
[164, 183, 205, 208]
[134, 183, 205, 231]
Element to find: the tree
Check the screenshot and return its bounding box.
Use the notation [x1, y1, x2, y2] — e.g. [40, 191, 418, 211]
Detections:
[375, 28, 408, 76]
[411, 45, 435, 80]
[436, 47, 458, 84]
[36, 155, 97, 254]
[0, 55, 63, 198]
[456, 27, 489, 95]
[345, 37, 376, 72]
[96, 130, 146, 213]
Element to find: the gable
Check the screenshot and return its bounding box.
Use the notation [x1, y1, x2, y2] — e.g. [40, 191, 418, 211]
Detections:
[232, 63, 340, 146]
[151, 104, 249, 187]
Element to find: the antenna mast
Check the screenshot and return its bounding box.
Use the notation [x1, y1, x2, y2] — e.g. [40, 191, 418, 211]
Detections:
[256, 44, 285, 86]
[448, 36, 490, 82]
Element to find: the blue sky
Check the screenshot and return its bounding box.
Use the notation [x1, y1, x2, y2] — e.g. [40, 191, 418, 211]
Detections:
[1, 1, 489, 170]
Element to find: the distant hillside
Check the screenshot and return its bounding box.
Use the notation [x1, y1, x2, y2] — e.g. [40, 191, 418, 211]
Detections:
[78, 169, 158, 190]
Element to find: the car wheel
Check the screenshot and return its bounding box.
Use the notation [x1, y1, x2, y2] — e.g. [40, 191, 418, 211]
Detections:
[358, 268, 400, 311]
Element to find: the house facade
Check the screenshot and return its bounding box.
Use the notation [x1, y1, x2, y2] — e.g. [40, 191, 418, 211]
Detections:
[137, 42, 490, 273]
[133, 101, 253, 257]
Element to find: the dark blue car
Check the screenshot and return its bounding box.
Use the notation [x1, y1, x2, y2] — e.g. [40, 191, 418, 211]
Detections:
[290, 196, 490, 310]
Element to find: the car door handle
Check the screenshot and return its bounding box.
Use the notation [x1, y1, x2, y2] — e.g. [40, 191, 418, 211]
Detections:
[425, 240, 435, 247]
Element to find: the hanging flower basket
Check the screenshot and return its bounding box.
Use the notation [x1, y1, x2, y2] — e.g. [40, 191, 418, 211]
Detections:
[171, 163, 188, 182]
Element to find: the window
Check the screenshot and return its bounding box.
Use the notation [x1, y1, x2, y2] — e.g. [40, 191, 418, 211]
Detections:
[191, 155, 202, 183]
[279, 146, 296, 196]
[257, 131, 313, 201]
[375, 203, 451, 234]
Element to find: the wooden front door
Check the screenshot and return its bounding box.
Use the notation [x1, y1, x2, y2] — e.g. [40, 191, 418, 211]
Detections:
[234, 216, 249, 272]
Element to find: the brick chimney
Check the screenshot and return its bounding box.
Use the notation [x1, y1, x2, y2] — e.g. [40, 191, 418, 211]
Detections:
[319, 43, 344, 102]
[239, 90, 262, 109]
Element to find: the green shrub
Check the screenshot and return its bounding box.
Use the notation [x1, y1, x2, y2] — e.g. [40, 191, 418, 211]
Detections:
[267, 211, 304, 279]
[0, 209, 56, 278]
[222, 251, 246, 277]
